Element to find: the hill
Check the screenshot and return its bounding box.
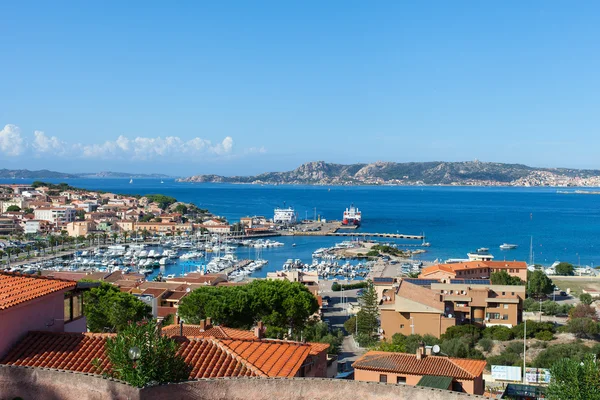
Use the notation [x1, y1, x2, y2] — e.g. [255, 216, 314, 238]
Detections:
[178, 161, 600, 186]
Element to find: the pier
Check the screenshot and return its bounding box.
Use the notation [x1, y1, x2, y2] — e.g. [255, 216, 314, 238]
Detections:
[221, 259, 253, 275]
[327, 232, 424, 239]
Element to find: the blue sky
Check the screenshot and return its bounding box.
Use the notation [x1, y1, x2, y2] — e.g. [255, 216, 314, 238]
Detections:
[1, 1, 599, 175]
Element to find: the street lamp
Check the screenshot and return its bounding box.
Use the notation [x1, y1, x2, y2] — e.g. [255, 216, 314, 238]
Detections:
[128, 346, 141, 362]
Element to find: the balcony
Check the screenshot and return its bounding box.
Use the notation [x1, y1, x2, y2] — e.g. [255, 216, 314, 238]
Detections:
[443, 295, 472, 302]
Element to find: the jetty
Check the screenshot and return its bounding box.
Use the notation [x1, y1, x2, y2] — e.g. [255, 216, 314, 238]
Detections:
[221, 259, 253, 275]
[326, 232, 423, 239]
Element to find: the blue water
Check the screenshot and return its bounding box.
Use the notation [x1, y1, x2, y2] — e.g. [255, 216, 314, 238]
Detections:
[6, 178, 600, 274]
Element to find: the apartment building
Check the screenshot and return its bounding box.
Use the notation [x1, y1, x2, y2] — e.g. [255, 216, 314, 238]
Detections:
[379, 278, 525, 339]
[34, 207, 77, 225]
[419, 261, 528, 282]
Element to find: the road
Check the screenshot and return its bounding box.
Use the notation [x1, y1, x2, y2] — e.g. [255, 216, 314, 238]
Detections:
[318, 280, 366, 365]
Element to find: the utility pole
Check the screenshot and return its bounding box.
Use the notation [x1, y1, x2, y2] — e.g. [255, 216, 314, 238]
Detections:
[410, 317, 415, 335]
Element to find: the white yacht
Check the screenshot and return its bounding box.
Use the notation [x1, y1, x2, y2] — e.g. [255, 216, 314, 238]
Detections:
[499, 243, 518, 250]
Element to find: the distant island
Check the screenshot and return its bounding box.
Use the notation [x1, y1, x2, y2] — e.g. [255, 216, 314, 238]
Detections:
[178, 160, 600, 187]
[0, 169, 174, 179]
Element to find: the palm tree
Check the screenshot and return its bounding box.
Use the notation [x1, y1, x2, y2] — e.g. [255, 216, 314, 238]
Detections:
[101, 232, 108, 244]
[123, 231, 129, 243]
[24, 244, 32, 257]
[111, 232, 118, 244]
[5, 247, 13, 265]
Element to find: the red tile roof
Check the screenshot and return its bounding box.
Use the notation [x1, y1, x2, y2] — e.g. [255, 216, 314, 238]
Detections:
[307, 342, 330, 356]
[1, 332, 311, 379]
[162, 324, 257, 340]
[421, 261, 527, 277]
[352, 351, 486, 380]
[220, 339, 311, 378]
[0, 272, 76, 311]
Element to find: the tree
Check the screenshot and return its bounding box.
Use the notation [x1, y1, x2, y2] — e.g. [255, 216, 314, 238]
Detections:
[177, 280, 318, 337]
[569, 304, 598, 320]
[580, 293, 594, 305]
[6, 205, 21, 212]
[100, 320, 191, 387]
[76, 209, 86, 220]
[567, 318, 600, 338]
[357, 280, 379, 336]
[83, 283, 151, 332]
[490, 270, 524, 285]
[555, 262, 575, 276]
[174, 204, 188, 215]
[547, 354, 600, 400]
[143, 194, 177, 210]
[302, 321, 343, 355]
[533, 343, 593, 368]
[528, 270, 554, 298]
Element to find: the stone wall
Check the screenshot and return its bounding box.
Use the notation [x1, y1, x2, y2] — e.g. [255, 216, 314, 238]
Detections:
[0, 366, 486, 400]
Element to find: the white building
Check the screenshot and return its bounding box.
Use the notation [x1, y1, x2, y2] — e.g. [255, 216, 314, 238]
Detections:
[200, 219, 231, 234]
[24, 220, 42, 235]
[34, 207, 77, 225]
[274, 207, 296, 224]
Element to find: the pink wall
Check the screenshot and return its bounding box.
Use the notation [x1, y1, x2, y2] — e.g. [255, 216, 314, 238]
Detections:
[65, 316, 88, 333]
[0, 291, 67, 358]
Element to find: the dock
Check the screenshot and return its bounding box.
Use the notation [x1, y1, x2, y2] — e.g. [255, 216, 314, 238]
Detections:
[326, 232, 424, 239]
[221, 259, 253, 275]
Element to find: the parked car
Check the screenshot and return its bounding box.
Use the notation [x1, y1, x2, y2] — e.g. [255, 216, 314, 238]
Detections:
[560, 291, 567, 296]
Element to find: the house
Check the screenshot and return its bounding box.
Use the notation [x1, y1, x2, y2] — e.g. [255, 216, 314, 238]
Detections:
[34, 207, 77, 225]
[379, 280, 455, 339]
[352, 344, 487, 395]
[379, 279, 525, 339]
[0, 217, 19, 235]
[65, 221, 96, 237]
[200, 219, 231, 234]
[23, 219, 42, 235]
[0, 272, 84, 358]
[419, 261, 528, 282]
[267, 270, 319, 295]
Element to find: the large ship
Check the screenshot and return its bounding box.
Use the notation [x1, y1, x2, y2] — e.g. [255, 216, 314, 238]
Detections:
[342, 204, 362, 226]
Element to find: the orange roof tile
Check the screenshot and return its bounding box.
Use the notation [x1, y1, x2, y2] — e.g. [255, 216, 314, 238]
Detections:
[220, 339, 311, 378]
[396, 280, 443, 311]
[421, 261, 527, 277]
[1, 332, 311, 379]
[308, 342, 330, 356]
[352, 351, 486, 380]
[162, 324, 257, 340]
[0, 272, 76, 310]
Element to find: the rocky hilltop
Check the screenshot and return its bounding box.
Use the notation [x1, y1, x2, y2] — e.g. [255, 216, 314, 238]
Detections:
[178, 161, 600, 187]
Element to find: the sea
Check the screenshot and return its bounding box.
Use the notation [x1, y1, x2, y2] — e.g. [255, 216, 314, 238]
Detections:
[5, 178, 600, 278]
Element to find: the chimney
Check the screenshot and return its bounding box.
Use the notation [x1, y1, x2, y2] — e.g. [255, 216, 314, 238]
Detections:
[199, 319, 206, 331]
[425, 346, 432, 356]
[254, 321, 265, 339]
[416, 342, 425, 360]
[206, 317, 212, 329]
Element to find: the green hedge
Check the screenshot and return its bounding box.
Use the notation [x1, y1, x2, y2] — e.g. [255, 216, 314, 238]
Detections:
[331, 281, 369, 292]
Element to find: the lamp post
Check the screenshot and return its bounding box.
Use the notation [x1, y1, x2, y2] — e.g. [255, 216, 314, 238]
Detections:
[128, 346, 141, 365]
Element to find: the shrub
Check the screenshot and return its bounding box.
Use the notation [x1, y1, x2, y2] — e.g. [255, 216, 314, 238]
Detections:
[534, 330, 554, 341]
[441, 324, 482, 342]
[487, 352, 521, 367]
[569, 304, 598, 320]
[533, 343, 591, 368]
[478, 337, 493, 352]
[567, 318, 600, 338]
[483, 325, 514, 341]
[579, 293, 593, 305]
[331, 281, 368, 292]
[506, 341, 524, 355]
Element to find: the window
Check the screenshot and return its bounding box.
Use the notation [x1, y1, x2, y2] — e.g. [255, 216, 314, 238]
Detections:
[486, 313, 500, 320]
[504, 304, 509, 309]
[502, 292, 505, 295]
[503, 314, 509, 320]
[379, 374, 387, 383]
[64, 291, 84, 322]
[397, 376, 406, 384]
[400, 324, 404, 329]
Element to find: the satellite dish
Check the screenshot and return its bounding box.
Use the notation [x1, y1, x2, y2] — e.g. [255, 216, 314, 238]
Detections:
[186, 288, 191, 293]
[448, 314, 453, 318]
[432, 345, 441, 354]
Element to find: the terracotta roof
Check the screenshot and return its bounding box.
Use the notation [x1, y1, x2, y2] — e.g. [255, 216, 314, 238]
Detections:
[140, 288, 167, 298]
[220, 339, 310, 377]
[352, 351, 486, 380]
[307, 342, 330, 356]
[1, 332, 311, 379]
[0, 273, 76, 310]
[162, 324, 257, 340]
[163, 291, 187, 301]
[40, 271, 109, 282]
[396, 280, 443, 311]
[421, 261, 527, 277]
[157, 306, 176, 318]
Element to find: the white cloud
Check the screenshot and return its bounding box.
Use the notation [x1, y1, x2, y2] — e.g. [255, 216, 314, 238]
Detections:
[32, 131, 67, 155]
[0, 124, 266, 162]
[0, 124, 26, 156]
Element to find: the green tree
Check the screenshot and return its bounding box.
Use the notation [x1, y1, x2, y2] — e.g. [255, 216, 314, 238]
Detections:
[533, 343, 594, 368]
[547, 354, 600, 400]
[580, 293, 594, 305]
[490, 270, 524, 285]
[6, 205, 21, 212]
[143, 194, 177, 210]
[302, 321, 343, 355]
[83, 283, 151, 332]
[528, 270, 554, 298]
[567, 318, 600, 338]
[101, 320, 191, 387]
[177, 280, 318, 336]
[357, 280, 379, 336]
[174, 204, 188, 215]
[555, 262, 575, 276]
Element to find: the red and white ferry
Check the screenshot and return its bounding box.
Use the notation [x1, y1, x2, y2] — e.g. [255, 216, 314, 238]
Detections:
[342, 204, 362, 226]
